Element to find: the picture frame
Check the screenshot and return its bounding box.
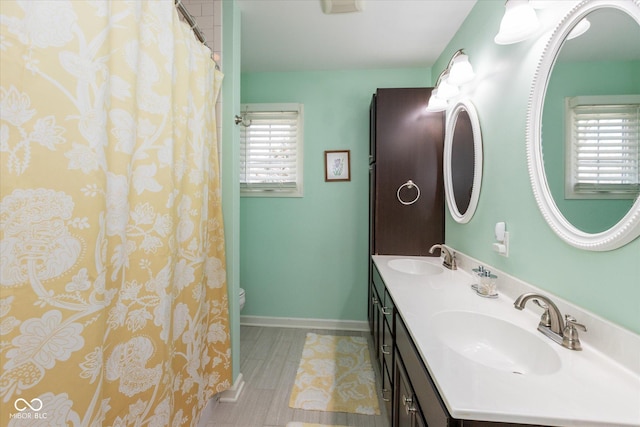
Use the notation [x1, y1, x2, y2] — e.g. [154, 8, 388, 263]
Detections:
[324, 150, 351, 182]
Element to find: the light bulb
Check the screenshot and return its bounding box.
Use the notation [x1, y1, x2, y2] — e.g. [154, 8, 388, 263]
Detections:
[494, 0, 540, 45]
[436, 74, 459, 100]
[426, 89, 448, 112]
[448, 53, 475, 86]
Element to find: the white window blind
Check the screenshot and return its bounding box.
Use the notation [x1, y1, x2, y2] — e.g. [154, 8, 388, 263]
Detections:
[566, 96, 640, 199]
[240, 103, 303, 197]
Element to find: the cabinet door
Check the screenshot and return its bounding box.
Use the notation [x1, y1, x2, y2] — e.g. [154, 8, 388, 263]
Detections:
[381, 288, 393, 359]
[396, 314, 452, 427]
[395, 351, 429, 427]
[368, 281, 376, 339]
[375, 294, 385, 367]
[394, 351, 413, 427]
[370, 284, 382, 364]
[372, 265, 386, 369]
[382, 359, 393, 423]
[373, 87, 445, 256]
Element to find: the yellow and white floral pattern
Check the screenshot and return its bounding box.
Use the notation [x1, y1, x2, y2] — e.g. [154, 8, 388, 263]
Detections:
[289, 333, 380, 415]
[0, 1, 230, 425]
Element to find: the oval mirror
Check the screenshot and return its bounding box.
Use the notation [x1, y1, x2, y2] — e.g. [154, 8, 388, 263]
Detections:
[444, 100, 483, 223]
[526, 1, 640, 250]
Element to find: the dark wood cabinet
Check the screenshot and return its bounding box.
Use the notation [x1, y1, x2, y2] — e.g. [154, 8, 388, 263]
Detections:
[369, 88, 445, 256]
[368, 86, 444, 425]
[371, 264, 394, 423]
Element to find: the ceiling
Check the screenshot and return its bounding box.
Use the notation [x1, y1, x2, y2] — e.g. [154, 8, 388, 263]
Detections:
[236, 0, 478, 73]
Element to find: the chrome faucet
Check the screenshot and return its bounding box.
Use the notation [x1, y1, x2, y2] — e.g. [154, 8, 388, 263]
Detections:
[429, 244, 457, 270]
[514, 293, 587, 350]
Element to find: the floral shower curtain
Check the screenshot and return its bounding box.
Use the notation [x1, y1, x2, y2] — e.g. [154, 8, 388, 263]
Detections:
[0, 1, 231, 425]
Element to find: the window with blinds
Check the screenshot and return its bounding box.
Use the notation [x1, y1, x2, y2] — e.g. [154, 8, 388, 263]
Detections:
[565, 95, 640, 199]
[240, 103, 304, 197]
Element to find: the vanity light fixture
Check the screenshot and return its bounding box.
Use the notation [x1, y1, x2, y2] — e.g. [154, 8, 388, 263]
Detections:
[494, 0, 540, 45]
[426, 49, 475, 112]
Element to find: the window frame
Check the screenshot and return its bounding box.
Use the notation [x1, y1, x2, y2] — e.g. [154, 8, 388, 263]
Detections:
[564, 95, 640, 200]
[239, 103, 304, 198]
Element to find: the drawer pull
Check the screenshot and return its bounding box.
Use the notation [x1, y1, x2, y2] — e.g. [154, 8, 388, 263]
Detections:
[380, 344, 391, 355]
[381, 306, 392, 315]
[402, 395, 417, 415]
[381, 388, 391, 402]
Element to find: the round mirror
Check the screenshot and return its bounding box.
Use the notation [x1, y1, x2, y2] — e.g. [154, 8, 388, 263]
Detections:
[444, 100, 483, 223]
[527, 1, 640, 250]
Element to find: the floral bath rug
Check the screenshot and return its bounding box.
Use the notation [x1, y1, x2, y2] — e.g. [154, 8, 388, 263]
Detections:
[288, 333, 380, 415]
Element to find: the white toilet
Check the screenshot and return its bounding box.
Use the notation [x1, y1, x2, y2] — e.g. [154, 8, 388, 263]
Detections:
[239, 288, 246, 311]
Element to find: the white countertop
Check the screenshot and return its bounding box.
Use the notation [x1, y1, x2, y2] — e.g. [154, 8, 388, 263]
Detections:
[373, 254, 640, 427]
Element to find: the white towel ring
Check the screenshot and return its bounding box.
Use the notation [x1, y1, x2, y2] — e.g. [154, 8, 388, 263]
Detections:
[397, 180, 420, 205]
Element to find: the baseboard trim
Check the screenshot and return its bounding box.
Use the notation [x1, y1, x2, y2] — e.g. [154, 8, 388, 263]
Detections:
[240, 315, 369, 331]
[218, 373, 245, 403]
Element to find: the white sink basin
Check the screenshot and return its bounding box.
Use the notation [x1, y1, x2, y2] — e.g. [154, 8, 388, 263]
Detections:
[431, 311, 561, 375]
[388, 259, 443, 275]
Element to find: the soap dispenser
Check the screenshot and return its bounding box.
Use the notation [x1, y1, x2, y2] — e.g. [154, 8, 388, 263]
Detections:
[478, 270, 497, 296]
[471, 265, 498, 298]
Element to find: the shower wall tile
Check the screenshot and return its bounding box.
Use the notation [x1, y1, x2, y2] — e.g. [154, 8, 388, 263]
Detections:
[177, 0, 223, 157]
[178, 0, 221, 68]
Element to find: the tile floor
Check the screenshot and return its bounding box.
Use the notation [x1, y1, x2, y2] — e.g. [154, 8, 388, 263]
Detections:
[201, 325, 390, 427]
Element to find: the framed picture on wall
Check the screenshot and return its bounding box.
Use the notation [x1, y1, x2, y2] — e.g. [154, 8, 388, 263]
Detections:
[324, 150, 351, 182]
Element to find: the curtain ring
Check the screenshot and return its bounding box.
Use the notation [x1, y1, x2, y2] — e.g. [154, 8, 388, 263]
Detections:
[397, 180, 420, 205]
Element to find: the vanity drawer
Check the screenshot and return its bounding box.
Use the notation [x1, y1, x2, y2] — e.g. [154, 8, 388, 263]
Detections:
[396, 314, 452, 427]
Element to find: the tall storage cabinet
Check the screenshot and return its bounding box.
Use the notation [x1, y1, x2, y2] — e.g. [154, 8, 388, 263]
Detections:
[368, 88, 445, 425]
[369, 88, 445, 256]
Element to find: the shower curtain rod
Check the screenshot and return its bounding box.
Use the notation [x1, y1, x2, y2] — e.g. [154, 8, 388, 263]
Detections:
[174, 0, 220, 70]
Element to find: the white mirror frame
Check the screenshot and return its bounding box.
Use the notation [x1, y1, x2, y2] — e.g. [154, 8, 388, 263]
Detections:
[444, 99, 483, 224]
[526, 0, 640, 251]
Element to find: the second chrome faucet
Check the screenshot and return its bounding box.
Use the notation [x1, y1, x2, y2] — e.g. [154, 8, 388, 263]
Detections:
[429, 244, 457, 270]
[514, 292, 587, 351]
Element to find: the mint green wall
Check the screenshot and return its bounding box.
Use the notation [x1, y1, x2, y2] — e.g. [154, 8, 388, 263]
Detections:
[542, 60, 639, 233]
[240, 69, 430, 321]
[434, 2, 640, 333]
[236, 2, 640, 334]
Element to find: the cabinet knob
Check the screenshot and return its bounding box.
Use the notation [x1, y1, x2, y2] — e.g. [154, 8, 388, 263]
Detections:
[402, 394, 417, 415]
[380, 344, 391, 355]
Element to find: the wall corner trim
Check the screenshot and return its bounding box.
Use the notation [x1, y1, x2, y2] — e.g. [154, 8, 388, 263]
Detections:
[218, 373, 245, 403]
